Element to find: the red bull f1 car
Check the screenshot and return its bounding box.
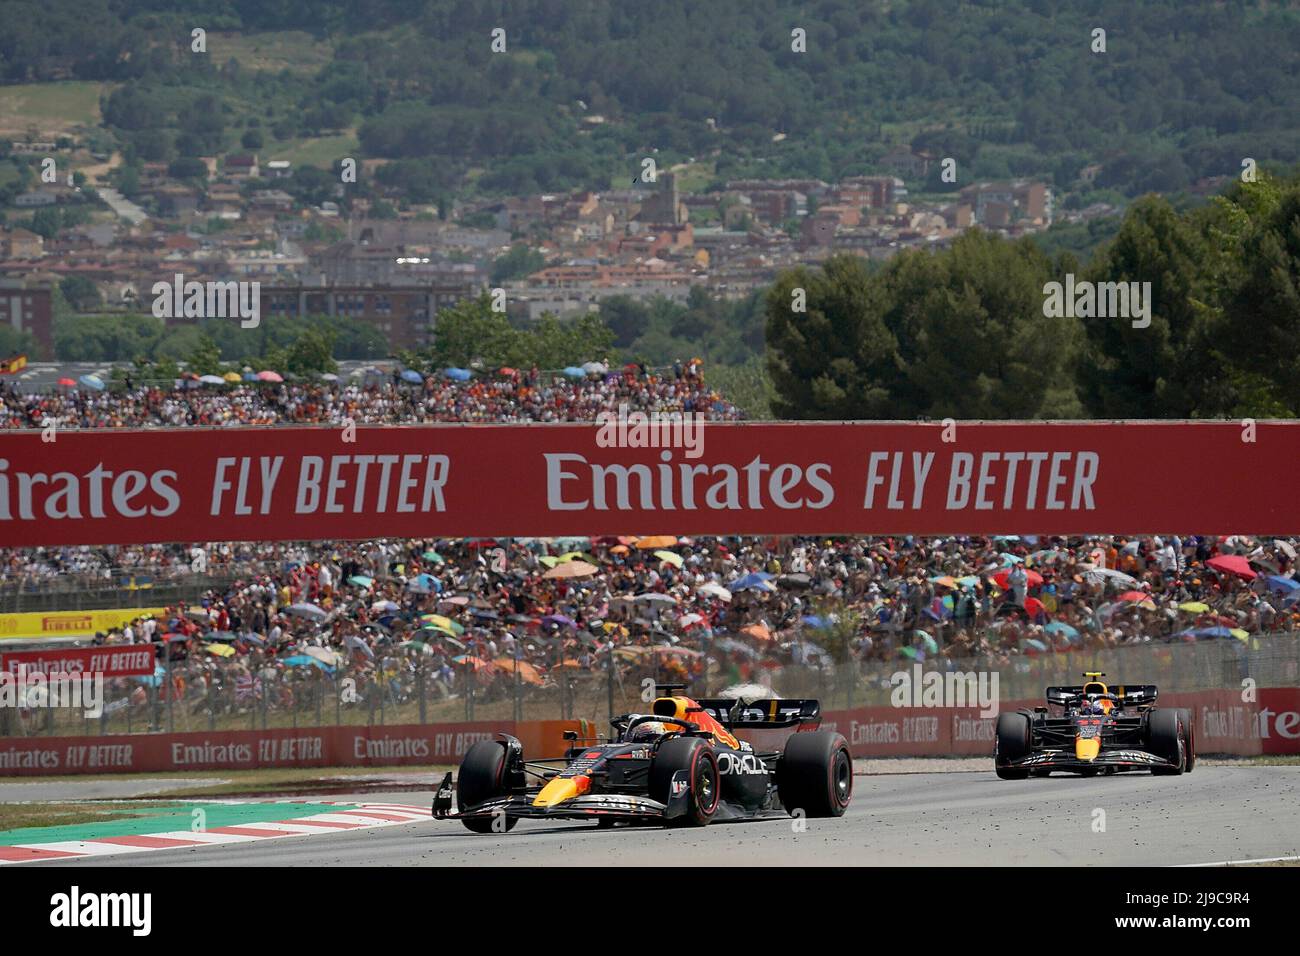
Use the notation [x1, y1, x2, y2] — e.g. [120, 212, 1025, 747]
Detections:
[995, 672, 1196, 778]
[433, 685, 852, 831]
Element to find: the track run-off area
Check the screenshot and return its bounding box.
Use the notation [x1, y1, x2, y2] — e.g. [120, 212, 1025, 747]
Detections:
[9, 765, 1298, 867]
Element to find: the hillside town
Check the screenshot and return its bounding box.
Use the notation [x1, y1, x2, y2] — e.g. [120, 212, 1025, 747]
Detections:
[0, 138, 1075, 356]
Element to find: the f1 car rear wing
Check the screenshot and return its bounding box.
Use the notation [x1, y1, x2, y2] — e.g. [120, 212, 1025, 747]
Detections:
[1045, 684, 1159, 709]
[695, 697, 822, 728]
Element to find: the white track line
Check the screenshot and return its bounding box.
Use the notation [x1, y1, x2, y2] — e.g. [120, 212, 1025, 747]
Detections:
[1177, 855, 1300, 867]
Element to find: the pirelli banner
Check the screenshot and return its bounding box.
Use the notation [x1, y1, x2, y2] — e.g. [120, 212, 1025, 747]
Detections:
[0, 608, 169, 641]
[0, 421, 1297, 546]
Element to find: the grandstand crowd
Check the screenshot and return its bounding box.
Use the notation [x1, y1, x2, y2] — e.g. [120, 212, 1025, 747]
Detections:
[0, 360, 740, 429]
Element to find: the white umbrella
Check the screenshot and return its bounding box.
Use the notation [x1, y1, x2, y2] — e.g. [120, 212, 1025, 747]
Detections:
[1084, 568, 1137, 587]
[698, 582, 732, 602]
[344, 633, 375, 659]
[285, 602, 329, 622]
[634, 592, 678, 604]
[304, 646, 342, 666]
[717, 683, 778, 703]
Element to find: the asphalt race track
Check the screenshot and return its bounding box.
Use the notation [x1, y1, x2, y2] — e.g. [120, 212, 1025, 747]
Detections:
[24, 765, 1300, 867]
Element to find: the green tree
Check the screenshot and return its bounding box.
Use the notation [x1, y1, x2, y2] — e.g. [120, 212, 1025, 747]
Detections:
[424, 295, 524, 368]
[53, 313, 164, 362]
[58, 275, 102, 312]
[887, 230, 1080, 419]
[185, 334, 223, 375]
[1075, 196, 1219, 417]
[765, 255, 907, 419]
[1213, 179, 1300, 414]
[490, 244, 546, 284]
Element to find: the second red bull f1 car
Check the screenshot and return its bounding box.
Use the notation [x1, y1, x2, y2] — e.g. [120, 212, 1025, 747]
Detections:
[433, 685, 852, 831]
[995, 672, 1196, 778]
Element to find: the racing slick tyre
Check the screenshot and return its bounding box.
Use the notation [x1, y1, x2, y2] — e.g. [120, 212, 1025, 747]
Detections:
[1181, 708, 1196, 773]
[995, 711, 1031, 780]
[456, 740, 519, 833]
[650, 737, 720, 827]
[1147, 708, 1186, 776]
[776, 730, 853, 818]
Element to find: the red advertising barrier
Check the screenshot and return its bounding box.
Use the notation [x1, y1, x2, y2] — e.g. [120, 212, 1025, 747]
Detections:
[2, 421, 1299, 546]
[0, 720, 582, 776]
[820, 687, 1300, 758]
[0, 645, 157, 678]
[0, 691, 1295, 775]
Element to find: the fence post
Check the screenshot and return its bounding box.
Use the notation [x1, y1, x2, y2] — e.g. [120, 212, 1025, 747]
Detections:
[606, 644, 615, 727]
[165, 652, 174, 734]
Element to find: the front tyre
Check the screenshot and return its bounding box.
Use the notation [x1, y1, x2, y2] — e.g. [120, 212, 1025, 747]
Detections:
[457, 740, 519, 833]
[777, 730, 853, 818]
[650, 737, 720, 827]
[995, 712, 1031, 780]
[1147, 708, 1186, 776]
[1181, 708, 1196, 773]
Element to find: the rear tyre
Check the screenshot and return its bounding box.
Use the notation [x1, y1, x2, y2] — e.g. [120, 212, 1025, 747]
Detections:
[457, 740, 519, 833]
[650, 737, 720, 827]
[777, 730, 853, 818]
[995, 712, 1031, 780]
[1147, 708, 1185, 776]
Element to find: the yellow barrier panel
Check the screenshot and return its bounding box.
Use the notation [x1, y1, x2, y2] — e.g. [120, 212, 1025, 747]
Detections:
[0, 608, 169, 640]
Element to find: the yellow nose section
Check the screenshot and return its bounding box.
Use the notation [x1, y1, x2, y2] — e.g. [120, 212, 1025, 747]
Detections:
[532, 775, 590, 808]
[1075, 736, 1101, 761]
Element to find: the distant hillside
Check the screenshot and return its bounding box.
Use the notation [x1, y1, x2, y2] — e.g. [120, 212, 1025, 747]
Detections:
[3, 1, 1299, 203]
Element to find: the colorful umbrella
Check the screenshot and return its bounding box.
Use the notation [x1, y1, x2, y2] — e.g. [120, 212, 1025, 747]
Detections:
[542, 560, 599, 579]
[1206, 554, 1256, 580]
[993, 568, 1044, 589]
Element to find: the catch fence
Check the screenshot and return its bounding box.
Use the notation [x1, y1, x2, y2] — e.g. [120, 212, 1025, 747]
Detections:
[3, 632, 1295, 740]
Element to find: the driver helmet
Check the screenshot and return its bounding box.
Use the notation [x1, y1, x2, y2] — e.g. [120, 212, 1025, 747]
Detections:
[629, 720, 669, 743]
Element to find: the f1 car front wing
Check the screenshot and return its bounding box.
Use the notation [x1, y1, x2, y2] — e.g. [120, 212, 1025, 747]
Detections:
[431, 770, 695, 823]
[1005, 748, 1178, 771]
